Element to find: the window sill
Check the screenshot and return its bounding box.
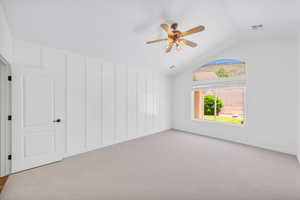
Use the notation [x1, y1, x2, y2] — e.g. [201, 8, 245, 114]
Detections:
[191, 118, 245, 127]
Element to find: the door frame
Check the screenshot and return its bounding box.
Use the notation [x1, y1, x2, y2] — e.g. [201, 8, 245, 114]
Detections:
[0, 55, 11, 177]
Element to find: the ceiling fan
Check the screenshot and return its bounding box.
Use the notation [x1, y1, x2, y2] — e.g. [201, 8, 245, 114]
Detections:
[146, 23, 205, 53]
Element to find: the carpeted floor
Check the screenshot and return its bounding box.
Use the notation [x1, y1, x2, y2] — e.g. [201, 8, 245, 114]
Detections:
[1, 130, 300, 200]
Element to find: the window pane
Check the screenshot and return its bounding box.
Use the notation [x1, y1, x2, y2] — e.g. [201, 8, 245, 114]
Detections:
[193, 59, 245, 81]
[215, 88, 245, 125]
[194, 89, 216, 121]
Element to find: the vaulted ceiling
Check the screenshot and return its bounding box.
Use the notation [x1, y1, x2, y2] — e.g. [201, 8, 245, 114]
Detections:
[1, 0, 300, 74]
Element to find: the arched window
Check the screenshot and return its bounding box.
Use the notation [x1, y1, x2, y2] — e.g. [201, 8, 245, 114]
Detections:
[193, 59, 245, 81]
[192, 59, 246, 125]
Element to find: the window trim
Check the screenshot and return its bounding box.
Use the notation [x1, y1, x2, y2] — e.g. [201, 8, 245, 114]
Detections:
[192, 75, 246, 87]
[191, 85, 247, 127]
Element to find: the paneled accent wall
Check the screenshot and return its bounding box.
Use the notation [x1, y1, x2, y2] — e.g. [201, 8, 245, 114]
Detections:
[66, 54, 87, 155]
[86, 58, 102, 150]
[13, 40, 171, 158]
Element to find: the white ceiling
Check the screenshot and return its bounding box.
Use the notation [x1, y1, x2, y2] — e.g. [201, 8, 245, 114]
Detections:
[1, 0, 300, 74]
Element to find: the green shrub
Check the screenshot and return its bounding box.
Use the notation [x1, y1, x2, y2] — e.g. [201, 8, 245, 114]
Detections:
[216, 67, 229, 78]
[204, 95, 223, 115]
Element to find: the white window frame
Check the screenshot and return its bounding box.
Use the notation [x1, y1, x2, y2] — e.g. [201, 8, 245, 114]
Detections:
[191, 75, 246, 127]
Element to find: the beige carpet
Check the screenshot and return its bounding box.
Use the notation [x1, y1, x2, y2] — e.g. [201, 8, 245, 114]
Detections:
[1, 130, 300, 200]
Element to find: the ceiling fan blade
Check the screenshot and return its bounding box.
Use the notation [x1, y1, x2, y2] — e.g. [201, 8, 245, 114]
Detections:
[179, 39, 197, 47]
[165, 42, 174, 53]
[160, 24, 170, 33]
[180, 25, 205, 37]
[146, 38, 168, 44]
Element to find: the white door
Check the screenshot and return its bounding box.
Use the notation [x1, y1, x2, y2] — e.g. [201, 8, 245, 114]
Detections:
[12, 50, 65, 172]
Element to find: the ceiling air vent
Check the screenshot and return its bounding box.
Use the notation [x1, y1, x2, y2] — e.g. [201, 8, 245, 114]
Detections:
[251, 24, 263, 30]
[169, 65, 176, 70]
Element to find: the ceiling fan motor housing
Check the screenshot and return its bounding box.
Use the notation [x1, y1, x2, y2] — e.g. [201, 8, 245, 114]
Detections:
[171, 23, 178, 30]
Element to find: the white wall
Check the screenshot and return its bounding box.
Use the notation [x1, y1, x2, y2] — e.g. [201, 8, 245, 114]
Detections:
[0, 2, 12, 176]
[172, 38, 298, 155]
[298, 34, 300, 161]
[0, 3, 12, 63]
[12, 40, 171, 158]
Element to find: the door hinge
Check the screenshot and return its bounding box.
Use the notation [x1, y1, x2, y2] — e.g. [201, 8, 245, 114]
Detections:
[8, 115, 12, 121]
[8, 76, 12, 81]
[8, 155, 12, 160]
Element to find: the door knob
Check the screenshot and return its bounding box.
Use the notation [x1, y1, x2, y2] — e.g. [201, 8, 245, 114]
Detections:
[53, 119, 61, 123]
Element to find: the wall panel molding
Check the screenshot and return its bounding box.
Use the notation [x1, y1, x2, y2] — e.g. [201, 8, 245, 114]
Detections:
[12, 40, 171, 160]
[66, 53, 86, 156]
